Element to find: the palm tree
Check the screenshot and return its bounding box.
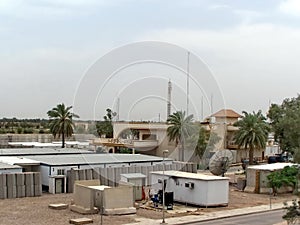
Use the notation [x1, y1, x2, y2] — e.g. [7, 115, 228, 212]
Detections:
[167, 111, 195, 161]
[47, 103, 79, 148]
[233, 110, 269, 165]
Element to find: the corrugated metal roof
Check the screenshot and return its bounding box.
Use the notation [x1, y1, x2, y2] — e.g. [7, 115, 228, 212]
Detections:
[0, 156, 40, 166]
[121, 173, 146, 179]
[0, 162, 22, 169]
[151, 170, 229, 181]
[0, 148, 93, 156]
[24, 154, 172, 166]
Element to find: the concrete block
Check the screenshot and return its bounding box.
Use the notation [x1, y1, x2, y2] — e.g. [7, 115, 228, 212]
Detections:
[6, 174, 16, 186]
[107, 168, 115, 187]
[128, 166, 136, 173]
[69, 217, 93, 224]
[92, 168, 100, 180]
[25, 173, 34, 186]
[103, 207, 136, 215]
[7, 186, 17, 199]
[135, 166, 142, 174]
[33, 173, 41, 185]
[0, 186, 7, 199]
[67, 170, 73, 193]
[16, 185, 26, 198]
[120, 167, 129, 175]
[0, 174, 6, 186]
[78, 170, 86, 180]
[16, 173, 25, 186]
[25, 185, 34, 197]
[48, 203, 68, 210]
[99, 168, 108, 186]
[34, 184, 42, 196]
[86, 169, 93, 180]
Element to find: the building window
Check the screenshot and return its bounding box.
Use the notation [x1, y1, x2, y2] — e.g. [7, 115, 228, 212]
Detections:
[57, 169, 65, 175]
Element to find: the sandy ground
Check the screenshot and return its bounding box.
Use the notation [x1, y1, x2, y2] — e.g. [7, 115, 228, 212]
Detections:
[0, 186, 296, 225]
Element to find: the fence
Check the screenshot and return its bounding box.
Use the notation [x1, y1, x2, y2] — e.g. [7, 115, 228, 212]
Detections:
[0, 172, 42, 199]
[67, 162, 197, 193]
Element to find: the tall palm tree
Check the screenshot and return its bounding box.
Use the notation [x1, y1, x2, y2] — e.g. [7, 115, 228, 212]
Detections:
[167, 111, 195, 161]
[234, 110, 269, 165]
[47, 103, 79, 148]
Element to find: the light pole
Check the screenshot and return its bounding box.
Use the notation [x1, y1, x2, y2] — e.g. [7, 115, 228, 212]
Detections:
[161, 149, 169, 224]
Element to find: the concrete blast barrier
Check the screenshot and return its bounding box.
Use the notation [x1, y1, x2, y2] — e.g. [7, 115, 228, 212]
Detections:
[6, 174, 17, 199]
[0, 186, 7, 199]
[0, 174, 6, 186]
[25, 185, 35, 197]
[25, 173, 34, 186]
[86, 169, 93, 180]
[17, 185, 26, 198]
[78, 170, 86, 180]
[16, 173, 25, 186]
[33, 173, 41, 185]
[66, 163, 197, 193]
[70, 180, 136, 215]
[34, 185, 42, 196]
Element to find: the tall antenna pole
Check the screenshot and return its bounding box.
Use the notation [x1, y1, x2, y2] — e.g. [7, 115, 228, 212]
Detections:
[167, 79, 172, 119]
[210, 94, 213, 114]
[116, 97, 120, 121]
[201, 96, 204, 121]
[186, 51, 190, 115]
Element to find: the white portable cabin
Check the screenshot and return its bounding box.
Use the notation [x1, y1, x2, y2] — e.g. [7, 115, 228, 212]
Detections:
[151, 170, 229, 206]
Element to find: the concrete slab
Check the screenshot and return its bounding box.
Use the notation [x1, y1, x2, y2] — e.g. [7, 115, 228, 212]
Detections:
[48, 203, 68, 210]
[69, 218, 93, 225]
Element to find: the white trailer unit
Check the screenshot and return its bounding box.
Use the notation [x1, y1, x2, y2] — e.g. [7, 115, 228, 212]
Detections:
[151, 170, 229, 206]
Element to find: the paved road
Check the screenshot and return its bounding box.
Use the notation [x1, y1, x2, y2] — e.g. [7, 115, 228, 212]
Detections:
[189, 209, 285, 225]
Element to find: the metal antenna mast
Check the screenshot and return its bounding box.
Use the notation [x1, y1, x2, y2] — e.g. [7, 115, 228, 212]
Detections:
[116, 97, 120, 121]
[186, 51, 190, 115]
[167, 79, 172, 119]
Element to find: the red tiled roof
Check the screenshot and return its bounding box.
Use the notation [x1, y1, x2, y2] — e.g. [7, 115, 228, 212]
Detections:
[211, 109, 242, 118]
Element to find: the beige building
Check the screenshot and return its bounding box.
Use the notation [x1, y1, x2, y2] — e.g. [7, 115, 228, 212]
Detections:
[92, 122, 177, 158]
[205, 109, 266, 162]
[91, 109, 267, 163]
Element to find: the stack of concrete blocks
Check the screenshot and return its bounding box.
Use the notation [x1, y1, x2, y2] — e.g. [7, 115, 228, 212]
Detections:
[0, 172, 42, 199]
[16, 173, 25, 198]
[67, 162, 197, 193]
[25, 172, 34, 197]
[0, 174, 7, 199]
[6, 174, 17, 199]
[34, 173, 42, 196]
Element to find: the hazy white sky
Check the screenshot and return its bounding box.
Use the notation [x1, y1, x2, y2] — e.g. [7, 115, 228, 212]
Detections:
[0, 0, 300, 120]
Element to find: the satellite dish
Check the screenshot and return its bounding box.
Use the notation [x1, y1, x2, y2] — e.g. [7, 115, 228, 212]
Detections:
[209, 150, 234, 176]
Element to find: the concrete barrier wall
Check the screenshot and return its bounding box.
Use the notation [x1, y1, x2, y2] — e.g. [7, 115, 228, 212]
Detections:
[67, 162, 196, 193]
[0, 172, 42, 199]
[103, 186, 134, 209]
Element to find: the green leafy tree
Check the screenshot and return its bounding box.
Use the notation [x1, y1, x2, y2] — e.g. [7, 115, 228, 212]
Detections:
[283, 200, 300, 225]
[268, 95, 300, 161]
[233, 110, 269, 165]
[267, 166, 298, 195]
[47, 103, 79, 148]
[167, 111, 196, 161]
[96, 108, 117, 138]
[191, 126, 221, 158]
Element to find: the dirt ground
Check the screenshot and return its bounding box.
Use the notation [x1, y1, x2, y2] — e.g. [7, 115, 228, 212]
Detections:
[0, 186, 297, 225]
